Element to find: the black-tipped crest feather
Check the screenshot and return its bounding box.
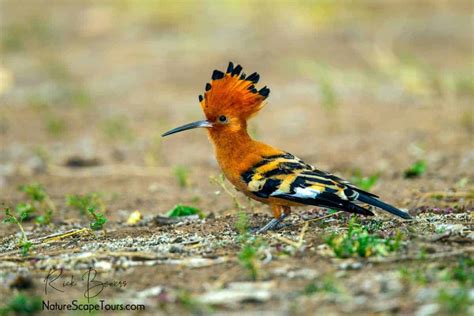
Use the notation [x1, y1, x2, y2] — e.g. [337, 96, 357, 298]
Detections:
[247, 72, 260, 83]
[259, 86, 270, 98]
[212, 70, 224, 80]
[232, 64, 242, 76]
[226, 62, 234, 74]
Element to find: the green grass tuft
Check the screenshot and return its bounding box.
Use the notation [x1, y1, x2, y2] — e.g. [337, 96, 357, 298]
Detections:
[303, 276, 339, 295]
[173, 166, 189, 188]
[176, 289, 211, 314]
[101, 116, 134, 143]
[437, 287, 471, 315]
[19, 183, 46, 202]
[66, 193, 104, 215]
[166, 204, 204, 218]
[45, 115, 66, 137]
[17, 183, 55, 225]
[87, 207, 108, 230]
[351, 169, 379, 191]
[234, 211, 267, 280]
[404, 160, 427, 178]
[66, 193, 107, 229]
[14, 203, 35, 221]
[448, 257, 474, 285]
[2, 208, 32, 256]
[0, 293, 42, 315]
[326, 217, 403, 258]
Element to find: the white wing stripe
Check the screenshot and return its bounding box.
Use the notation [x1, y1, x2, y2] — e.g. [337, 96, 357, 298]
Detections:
[270, 187, 321, 199]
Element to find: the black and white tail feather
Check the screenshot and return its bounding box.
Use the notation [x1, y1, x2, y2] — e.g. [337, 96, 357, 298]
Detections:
[241, 153, 411, 219]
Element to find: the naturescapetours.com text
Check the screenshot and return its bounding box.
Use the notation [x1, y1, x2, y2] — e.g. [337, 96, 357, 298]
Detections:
[42, 300, 145, 312]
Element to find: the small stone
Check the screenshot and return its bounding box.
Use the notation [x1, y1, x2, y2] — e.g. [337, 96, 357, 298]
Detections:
[9, 274, 33, 290]
[169, 245, 184, 253]
[94, 261, 112, 271]
[136, 286, 164, 299]
[198, 281, 273, 305]
[148, 183, 159, 193]
[26, 156, 46, 174]
[287, 268, 319, 279]
[64, 156, 101, 168]
[416, 288, 437, 303]
[338, 261, 363, 270]
[416, 304, 439, 316]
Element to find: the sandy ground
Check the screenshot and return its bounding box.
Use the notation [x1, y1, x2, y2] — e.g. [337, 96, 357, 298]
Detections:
[0, 1, 473, 315]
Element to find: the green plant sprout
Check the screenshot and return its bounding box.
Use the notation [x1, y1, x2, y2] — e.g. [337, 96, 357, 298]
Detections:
[398, 258, 473, 314]
[101, 116, 134, 142]
[445, 257, 474, 285]
[350, 169, 379, 191]
[238, 243, 260, 281]
[2, 208, 32, 256]
[437, 287, 471, 314]
[167, 204, 204, 218]
[319, 76, 337, 112]
[173, 165, 189, 188]
[235, 211, 250, 237]
[0, 293, 42, 315]
[326, 217, 403, 258]
[404, 160, 427, 178]
[14, 203, 35, 221]
[66, 193, 104, 215]
[303, 276, 340, 295]
[18, 183, 55, 225]
[87, 207, 107, 230]
[19, 183, 46, 201]
[176, 289, 211, 314]
[45, 115, 66, 137]
[66, 193, 107, 230]
[234, 211, 266, 280]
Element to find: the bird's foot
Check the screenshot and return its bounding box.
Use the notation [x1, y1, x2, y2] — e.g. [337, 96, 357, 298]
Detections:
[253, 214, 288, 234]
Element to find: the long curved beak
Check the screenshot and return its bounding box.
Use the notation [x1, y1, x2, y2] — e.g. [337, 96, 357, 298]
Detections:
[161, 120, 213, 137]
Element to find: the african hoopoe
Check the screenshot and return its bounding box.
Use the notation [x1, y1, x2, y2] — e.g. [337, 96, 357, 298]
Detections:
[162, 62, 411, 233]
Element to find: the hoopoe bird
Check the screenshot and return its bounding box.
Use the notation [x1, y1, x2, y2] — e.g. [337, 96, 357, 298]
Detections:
[162, 62, 411, 233]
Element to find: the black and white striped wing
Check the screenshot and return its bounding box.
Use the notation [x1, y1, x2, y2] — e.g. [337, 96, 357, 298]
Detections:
[241, 152, 411, 219]
[241, 153, 375, 216]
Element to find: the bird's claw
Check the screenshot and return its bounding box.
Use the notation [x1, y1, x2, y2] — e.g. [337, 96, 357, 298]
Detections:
[251, 214, 289, 234]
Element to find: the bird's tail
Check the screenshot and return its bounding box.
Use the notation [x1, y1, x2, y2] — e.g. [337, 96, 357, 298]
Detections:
[357, 194, 411, 219]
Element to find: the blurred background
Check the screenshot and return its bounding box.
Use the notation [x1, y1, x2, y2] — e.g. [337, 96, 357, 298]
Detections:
[0, 0, 472, 213]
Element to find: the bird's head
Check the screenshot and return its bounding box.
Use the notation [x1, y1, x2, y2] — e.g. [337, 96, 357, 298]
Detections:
[162, 62, 270, 137]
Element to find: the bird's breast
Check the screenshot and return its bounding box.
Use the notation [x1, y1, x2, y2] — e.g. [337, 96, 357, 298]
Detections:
[208, 130, 284, 193]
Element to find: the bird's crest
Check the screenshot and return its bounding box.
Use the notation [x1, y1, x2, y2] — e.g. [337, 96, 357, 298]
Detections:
[199, 62, 270, 120]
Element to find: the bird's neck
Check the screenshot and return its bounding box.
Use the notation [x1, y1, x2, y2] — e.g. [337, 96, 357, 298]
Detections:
[207, 120, 283, 186]
[207, 121, 254, 160]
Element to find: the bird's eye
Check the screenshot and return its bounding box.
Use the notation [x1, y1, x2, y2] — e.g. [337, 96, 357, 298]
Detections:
[218, 115, 228, 123]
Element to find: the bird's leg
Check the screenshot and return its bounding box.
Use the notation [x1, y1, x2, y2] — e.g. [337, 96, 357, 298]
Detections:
[256, 205, 291, 234]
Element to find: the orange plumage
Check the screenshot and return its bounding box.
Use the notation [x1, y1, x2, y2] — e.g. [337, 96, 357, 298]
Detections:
[201, 70, 266, 121]
[162, 62, 411, 233]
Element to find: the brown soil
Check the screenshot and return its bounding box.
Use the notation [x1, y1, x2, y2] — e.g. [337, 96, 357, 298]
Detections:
[0, 1, 472, 315]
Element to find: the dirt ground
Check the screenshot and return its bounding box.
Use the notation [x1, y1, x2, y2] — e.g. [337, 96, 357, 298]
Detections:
[0, 1, 473, 315]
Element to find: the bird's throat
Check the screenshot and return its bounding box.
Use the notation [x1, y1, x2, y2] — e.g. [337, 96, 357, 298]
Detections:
[207, 125, 254, 163]
[207, 123, 283, 188]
